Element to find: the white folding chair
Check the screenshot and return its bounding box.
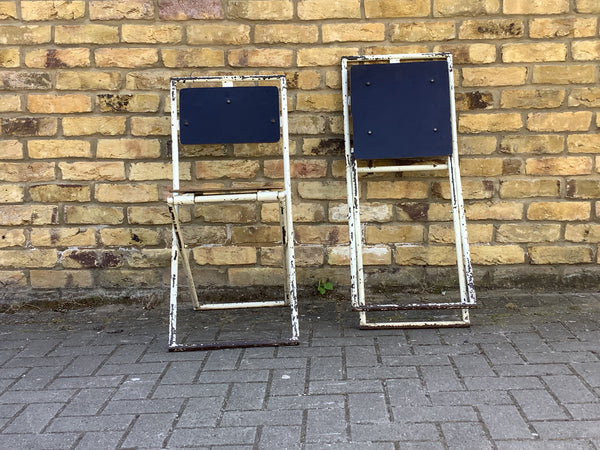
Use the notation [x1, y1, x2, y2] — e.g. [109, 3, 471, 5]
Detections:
[341, 53, 476, 329]
[166, 74, 298, 351]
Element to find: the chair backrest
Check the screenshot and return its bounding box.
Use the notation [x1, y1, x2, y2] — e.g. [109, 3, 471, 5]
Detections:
[349, 57, 453, 160]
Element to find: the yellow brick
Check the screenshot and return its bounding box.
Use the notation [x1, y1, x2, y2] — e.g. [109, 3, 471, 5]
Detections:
[100, 227, 160, 246]
[229, 0, 293, 20]
[0, 2, 17, 19]
[502, 43, 567, 62]
[459, 136, 497, 155]
[55, 25, 118, 44]
[27, 94, 91, 114]
[188, 24, 250, 45]
[365, 0, 429, 17]
[28, 140, 90, 159]
[0, 25, 51, 44]
[527, 201, 590, 221]
[0, 185, 24, 203]
[459, 19, 523, 39]
[129, 162, 182, 181]
[161, 48, 224, 68]
[470, 245, 524, 265]
[459, 158, 503, 176]
[30, 227, 96, 247]
[64, 205, 123, 225]
[59, 162, 126, 181]
[0, 95, 20, 113]
[195, 160, 259, 180]
[328, 245, 391, 265]
[466, 201, 523, 220]
[0, 229, 26, 247]
[366, 45, 429, 56]
[577, 0, 600, 13]
[500, 135, 564, 154]
[298, 0, 360, 19]
[569, 88, 600, 108]
[289, 115, 327, 134]
[568, 135, 600, 154]
[529, 18, 597, 38]
[526, 156, 592, 175]
[21, 1, 84, 20]
[95, 184, 158, 203]
[504, 0, 568, 14]
[459, 113, 523, 133]
[0, 162, 55, 182]
[30, 184, 90, 203]
[0, 140, 23, 159]
[565, 224, 600, 242]
[391, 21, 455, 42]
[295, 224, 348, 244]
[527, 111, 592, 132]
[0, 48, 19, 68]
[56, 71, 121, 90]
[127, 206, 172, 225]
[429, 223, 493, 243]
[366, 224, 424, 243]
[228, 49, 293, 67]
[231, 225, 280, 244]
[462, 67, 527, 86]
[500, 89, 565, 109]
[262, 202, 325, 223]
[394, 245, 456, 266]
[95, 48, 158, 68]
[264, 159, 327, 178]
[532, 65, 597, 84]
[63, 117, 126, 136]
[435, 43, 496, 64]
[25, 48, 89, 69]
[567, 179, 600, 199]
[126, 249, 170, 267]
[0, 205, 58, 226]
[367, 181, 429, 199]
[0, 249, 57, 268]
[228, 268, 283, 286]
[572, 40, 600, 61]
[122, 25, 182, 44]
[296, 92, 342, 112]
[196, 204, 257, 223]
[130, 117, 170, 136]
[31, 270, 93, 288]
[329, 202, 393, 223]
[255, 25, 318, 44]
[500, 179, 559, 198]
[434, 0, 499, 16]
[90, 0, 155, 20]
[497, 224, 561, 242]
[193, 246, 257, 265]
[297, 47, 359, 67]
[97, 139, 160, 159]
[323, 23, 385, 42]
[529, 245, 593, 264]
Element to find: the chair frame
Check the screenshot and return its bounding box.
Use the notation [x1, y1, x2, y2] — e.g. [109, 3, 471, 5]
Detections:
[341, 53, 476, 329]
[166, 74, 299, 351]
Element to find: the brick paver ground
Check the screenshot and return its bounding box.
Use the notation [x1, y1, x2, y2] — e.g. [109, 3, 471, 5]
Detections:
[1, 290, 600, 449]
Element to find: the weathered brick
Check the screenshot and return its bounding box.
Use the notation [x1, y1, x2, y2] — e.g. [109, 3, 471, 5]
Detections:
[329, 202, 393, 223]
[434, 0, 499, 16]
[122, 25, 182, 44]
[0, 185, 23, 203]
[569, 88, 600, 108]
[298, 0, 360, 19]
[395, 245, 456, 266]
[126, 206, 172, 225]
[30, 228, 96, 247]
[526, 156, 592, 175]
[0, 2, 17, 19]
[96, 184, 158, 203]
[328, 245, 391, 265]
[0, 25, 51, 44]
[30, 184, 90, 203]
[25, 48, 89, 69]
[532, 65, 597, 84]
[459, 158, 503, 176]
[56, 71, 121, 90]
[90, 0, 155, 20]
[323, 23, 385, 42]
[62, 249, 124, 269]
[504, 0, 569, 14]
[527, 112, 592, 132]
[499, 179, 559, 198]
[262, 245, 323, 266]
[234, 142, 285, 157]
[471, 245, 525, 265]
[459, 113, 522, 133]
[459, 19, 523, 39]
[365, 0, 429, 17]
[96, 48, 158, 68]
[500, 89, 565, 109]
[296, 92, 342, 112]
[126, 249, 170, 267]
[0, 249, 57, 268]
[3, 117, 57, 138]
[433, 180, 494, 200]
[230, 0, 292, 20]
[188, 24, 250, 45]
[497, 224, 561, 243]
[131, 117, 170, 136]
[500, 135, 564, 154]
[577, 0, 600, 13]
[0, 162, 55, 182]
[158, 0, 223, 20]
[231, 226, 280, 244]
[65, 206, 123, 225]
[264, 159, 327, 179]
[28, 140, 90, 159]
[527, 201, 590, 221]
[572, 40, 600, 61]
[228, 267, 283, 286]
[0, 229, 26, 248]
[0, 140, 23, 159]
[0, 205, 57, 226]
[28, 94, 91, 114]
[196, 204, 257, 223]
[366, 181, 428, 199]
[21, 1, 84, 20]
[429, 223, 493, 243]
[297, 47, 359, 67]
[96, 269, 162, 288]
[529, 246, 593, 264]
[529, 18, 597, 38]
[459, 136, 497, 155]
[55, 25, 118, 44]
[262, 201, 325, 223]
[63, 117, 126, 136]
[0, 71, 51, 90]
[100, 228, 162, 247]
[462, 67, 527, 86]
[162, 48, 224, 68]
[365, 224, 424, 244]
[295, 224, 348, 244]
[466, 201, 523, 220]
[0, 95, 20, 112]
[297, 181, 347, 200]
[503, 43, 567, 62]
[30, 270, 93, 288]
[435, 43, 496, 64]
[97, 94, 160, 113]
[228, 49, 293, 67]
[255, 25, 318, 44]
[565, 224, 600, 242]
[193, 246, 257, 265]
[130, 162, 190, 181]
[568, 135, 600, 154]
[97, 139, 160, 159]
[59, 162, 125, 181]
[195, 160, 259, 180]
[567, 179, 600, 199]
[0, 48, 19, 67]
[391, 21, 455, 42]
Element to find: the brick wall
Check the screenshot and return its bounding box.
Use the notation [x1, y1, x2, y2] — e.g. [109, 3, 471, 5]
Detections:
[0, 0, 599, 303]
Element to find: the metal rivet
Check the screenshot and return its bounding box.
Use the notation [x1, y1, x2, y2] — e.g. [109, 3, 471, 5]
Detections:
[365, 82, 371, 86]
[270, 119, 276, 124]
[430, 79, 435, 83]
[433, 128, 438, 132]
[226, 99, 231, 104]
[367, 130, 373, 135]
[183, 121, 189, 126]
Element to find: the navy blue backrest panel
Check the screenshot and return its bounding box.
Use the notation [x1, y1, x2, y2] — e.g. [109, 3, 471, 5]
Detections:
[350, 60, 453, 160]
[179, 86, 280, 145]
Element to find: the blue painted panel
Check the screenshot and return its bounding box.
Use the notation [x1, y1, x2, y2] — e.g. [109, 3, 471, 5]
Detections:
[179, 86, 280, 144]
[350, 60, 453, 159]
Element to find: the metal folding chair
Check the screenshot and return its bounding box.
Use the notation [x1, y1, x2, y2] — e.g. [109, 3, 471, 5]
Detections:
[166, 74, 298, 351]
[341, 53, 476, 329]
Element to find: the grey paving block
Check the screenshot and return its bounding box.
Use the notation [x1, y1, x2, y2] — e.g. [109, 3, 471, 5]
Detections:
[441, 421, 493, 449]
[2, 402, 62, 433]
[96, 362, 167, 376]
[478, 404, 534, 440]
[15, 339, 62, 358]
[269, 368, 307, 396]
[9, 366, 64, 391]
[176, 396, 224, 428]
[168, 427, 256, 447]
[309, 356, 344, 381]
[452, 354, 496, 377]
[386, 378, 431, 407]
[392, 405, 477, 423]
[101, 398, 184, 415]
[566, 402, 600, 419]
[495, 440, 595, 450]
[75, 431, 125, 450]
[0, 433, 80, 450]
[0, 389, 76, 404]
[47, 414, 135, 432]
[571, 362, 600, 387]
[479, 342, 525, 365]
[351, 422, 439, 442]
[258, 425, 302, 449]
[511, 388, 568, 421]
[267, 394, 345, 411]
[345, 345, 379, 367]
[110, 374, 159, 400]
[152, 382, 229, 399]
[305, 405, 349, 444]
[60, 355, 109, 377]
[49, 375, 124, 390]
[61, 387, 115, 416]
[238, 356, 308, 370]
[431, 390, 513, 406]
[348, 392, 390, 424]
[421, 364, 465, 392]
[122, 412, 178, 448]
[543, 374, 598, 404]
[225, 382, 267, 410]
[220, 409, 303, 427]
[196, 369, 269, 383]
[161, 361, 201, 384]
[309, 379, 383, 395]
[533, 420, 600, 439]
[463, 376, 543, 391]
[493, 363, 571, 376]
[346, 365, 418, 380]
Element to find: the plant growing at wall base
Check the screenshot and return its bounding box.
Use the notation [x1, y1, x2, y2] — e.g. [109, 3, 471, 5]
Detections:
[317, 279, 334, 295]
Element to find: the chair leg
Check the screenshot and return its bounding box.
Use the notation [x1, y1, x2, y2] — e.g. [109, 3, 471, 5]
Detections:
[279, 195, 299, 341]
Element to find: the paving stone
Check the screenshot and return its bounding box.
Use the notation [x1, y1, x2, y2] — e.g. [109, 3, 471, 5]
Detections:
[47, 414, 135, 432]
[225, 382, 267, 410]
[543, 374, 598, 404]
[478, 404, 534, 440]
[168, 427, 256, 447]
[305, 405, 349, 444]
[121, 412, 178, 448]
[511, 388, 568, 420]
[441, 421, 493, 449]
[61, 387, 115, 416]
[2, 402, 62, 433]
[259, 425, 302, 449]
[348, 392, 390, 424]
[0, 433, 80, 449]
[176, 397, 224, 428]
[74, 431, 125, 450]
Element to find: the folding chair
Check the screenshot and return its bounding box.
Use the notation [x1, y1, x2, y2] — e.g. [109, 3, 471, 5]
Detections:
[341, 53, 476, 329]
[166, 74, 299, 351]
